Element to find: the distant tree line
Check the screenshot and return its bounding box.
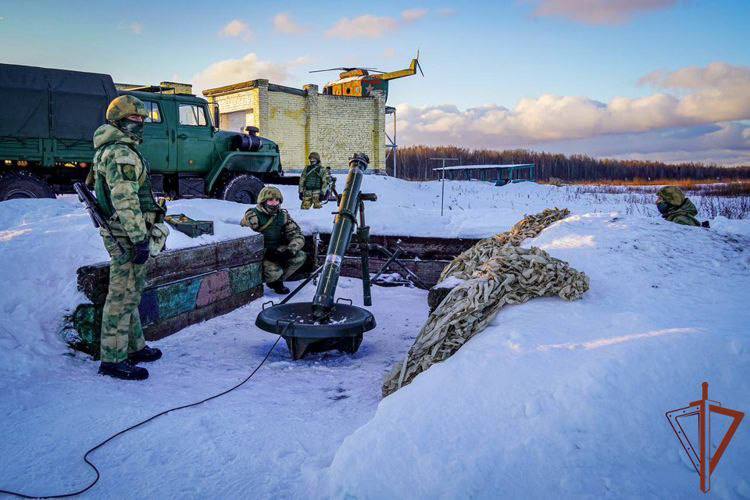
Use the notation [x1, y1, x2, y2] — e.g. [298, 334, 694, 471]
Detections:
[389, 146, 750, 182]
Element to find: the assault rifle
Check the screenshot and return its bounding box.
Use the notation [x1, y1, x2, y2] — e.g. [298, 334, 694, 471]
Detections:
[73, 182, 126, 254]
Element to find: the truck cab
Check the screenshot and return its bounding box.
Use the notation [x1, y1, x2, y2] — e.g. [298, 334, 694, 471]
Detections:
[0, 64, 288, 203]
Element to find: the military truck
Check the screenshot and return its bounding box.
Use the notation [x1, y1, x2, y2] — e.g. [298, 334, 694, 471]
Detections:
[0, 63, 292, 202]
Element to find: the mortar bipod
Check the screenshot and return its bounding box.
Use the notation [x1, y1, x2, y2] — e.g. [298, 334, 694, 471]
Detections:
[370, 240, 429, 290]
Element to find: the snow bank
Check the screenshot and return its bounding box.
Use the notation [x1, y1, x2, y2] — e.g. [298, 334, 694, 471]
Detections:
[317, 213, 750, 498]
[1, 178, 749, 497]
[0, 196, 247, 378]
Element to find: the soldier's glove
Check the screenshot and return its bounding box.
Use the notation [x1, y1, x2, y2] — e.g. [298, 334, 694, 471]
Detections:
[131, 239, 151, 265]
[298, 190, 304, 201]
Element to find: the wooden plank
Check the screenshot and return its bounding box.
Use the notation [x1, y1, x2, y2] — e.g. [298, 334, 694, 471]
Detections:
[144, 285, 263, 341]
[78, 234, 264, 304]
[69, 284, 263, 355]
[323, 254, 451, 289]
[314, 233, 479, 261]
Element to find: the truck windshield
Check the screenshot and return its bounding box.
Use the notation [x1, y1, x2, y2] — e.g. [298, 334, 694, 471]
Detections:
[179, 104, 207, 127]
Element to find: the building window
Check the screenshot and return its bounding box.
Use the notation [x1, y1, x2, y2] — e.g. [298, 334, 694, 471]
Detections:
[143, 101, 162, 123]
[179, 104, 208, 126]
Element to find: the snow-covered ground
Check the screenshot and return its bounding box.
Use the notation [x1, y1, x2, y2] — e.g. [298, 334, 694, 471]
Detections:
[1, 178, 748, 498]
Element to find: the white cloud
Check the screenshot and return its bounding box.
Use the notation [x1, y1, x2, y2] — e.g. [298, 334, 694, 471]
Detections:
[273, 13, 307, 35]
[437, 7, 457, 17]
[220, 19, 253, 41]
[192, 53, 292, 93]
[383, 47, 397, 58]
[530, 0, 677, 25]
[130, 22, 143, 35]
[395, 62, 750, 165]
[288, 55, 313, 66]
[401, 8, 429, 22]
[325, 15, 400, 39]
[639, 61, 750, 90]
[544, 122, 750, 165]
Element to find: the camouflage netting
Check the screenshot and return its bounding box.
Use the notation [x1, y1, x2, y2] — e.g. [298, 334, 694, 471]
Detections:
[439, 208, 571, 282]
[383, 208, 589, 397]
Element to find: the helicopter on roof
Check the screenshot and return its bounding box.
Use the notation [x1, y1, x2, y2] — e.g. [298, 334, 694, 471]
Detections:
[310, 52, 424, 101]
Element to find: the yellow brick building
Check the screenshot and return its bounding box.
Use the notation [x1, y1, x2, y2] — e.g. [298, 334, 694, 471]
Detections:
[203, 80, 386, 172]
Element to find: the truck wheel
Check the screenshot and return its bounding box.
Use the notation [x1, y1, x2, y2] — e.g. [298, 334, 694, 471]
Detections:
[0, 172, 56, 201]
[221, 174, 264, 204]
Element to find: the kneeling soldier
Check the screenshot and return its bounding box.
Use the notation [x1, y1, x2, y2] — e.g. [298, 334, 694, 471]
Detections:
[92, 95, 168, 381]
[299, 152, 331, 209]
[242, 186, 307, 294]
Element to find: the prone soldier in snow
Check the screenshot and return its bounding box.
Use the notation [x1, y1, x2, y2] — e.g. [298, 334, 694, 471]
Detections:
[656, 186, 708, 227]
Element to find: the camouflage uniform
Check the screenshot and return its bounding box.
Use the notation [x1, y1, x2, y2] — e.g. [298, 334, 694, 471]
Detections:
[299, 152, 331, 209]
[656, 186, 701, 226]
[241, 186, 307, 284]
[92, 96, 165, 363]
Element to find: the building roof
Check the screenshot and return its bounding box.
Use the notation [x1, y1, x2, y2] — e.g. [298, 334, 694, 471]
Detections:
[203, 79, 308, 97]
[202, 79, 263, 96]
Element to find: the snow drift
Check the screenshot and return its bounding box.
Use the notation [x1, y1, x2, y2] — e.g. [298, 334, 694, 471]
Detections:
[318, 212, 750, 498]
[1, 178, 748, 498]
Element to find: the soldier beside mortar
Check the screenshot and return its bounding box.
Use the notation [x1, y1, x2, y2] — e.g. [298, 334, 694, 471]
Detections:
[241, 186, 307, 294]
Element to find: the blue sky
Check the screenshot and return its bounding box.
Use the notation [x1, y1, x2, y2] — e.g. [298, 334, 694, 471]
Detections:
[1, 0, 749, 164]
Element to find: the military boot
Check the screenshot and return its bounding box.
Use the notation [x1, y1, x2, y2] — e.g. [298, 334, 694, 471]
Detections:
[128, 345, 163, 363]
[268, 280, 290, 294]
[98, 360, 149, 381]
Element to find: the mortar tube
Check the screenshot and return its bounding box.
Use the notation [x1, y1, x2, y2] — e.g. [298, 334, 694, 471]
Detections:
[312, 155, 368, 320]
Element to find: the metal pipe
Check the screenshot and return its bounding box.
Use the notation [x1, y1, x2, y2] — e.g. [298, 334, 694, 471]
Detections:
[312, 153, 369, 320]
[393, 108, 397, 178]
[440, 164, 445, 216]
[358, 200, 372, 307]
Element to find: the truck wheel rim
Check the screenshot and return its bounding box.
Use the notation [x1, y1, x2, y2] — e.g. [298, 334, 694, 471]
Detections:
[236, 190, 254, 204]
[6, 189, 35, 199]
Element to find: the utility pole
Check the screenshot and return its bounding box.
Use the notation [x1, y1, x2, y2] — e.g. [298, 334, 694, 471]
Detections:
[385, 107, 398, 178]
[429, 157, 459, 216]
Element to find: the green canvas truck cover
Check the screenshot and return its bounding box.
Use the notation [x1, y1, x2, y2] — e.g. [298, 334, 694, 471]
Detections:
[0, 63, 117, 141]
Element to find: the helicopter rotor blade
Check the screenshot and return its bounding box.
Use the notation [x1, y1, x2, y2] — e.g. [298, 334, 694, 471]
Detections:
[414, 49, 424, 76]
[309, 68, 342, 73]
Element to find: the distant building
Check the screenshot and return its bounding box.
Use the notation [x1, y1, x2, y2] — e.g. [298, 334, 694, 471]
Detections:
[203, 80, 386, 172]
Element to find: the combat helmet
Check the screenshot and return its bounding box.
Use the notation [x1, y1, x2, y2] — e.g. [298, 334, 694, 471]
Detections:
[106, 95, 148, 122]
[657, 186, 686, 207]
[258, 185, 283, 204]
[308, 152, 321, 164]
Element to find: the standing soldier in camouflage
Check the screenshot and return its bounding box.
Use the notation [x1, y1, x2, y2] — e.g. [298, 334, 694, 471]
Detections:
[242, 186, 307, 294]
[656, 186, 703, 227]
[91, 95, 167, 381]
[298, 152, 331, 209]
